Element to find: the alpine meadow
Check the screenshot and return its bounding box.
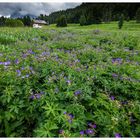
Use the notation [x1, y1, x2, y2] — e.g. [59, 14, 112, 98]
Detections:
[0, 3, 140, 138]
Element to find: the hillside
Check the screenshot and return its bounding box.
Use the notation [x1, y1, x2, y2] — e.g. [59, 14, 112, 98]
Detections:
[47, 3, 140, 24]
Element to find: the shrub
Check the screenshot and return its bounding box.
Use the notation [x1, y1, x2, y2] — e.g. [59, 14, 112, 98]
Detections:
[22, 16, 33, 26]
[5, 19, 24, 27]
[121, 35, 138, 50]
[136, 8, 140, 23]
[0, 16, 6, 26]
[79, 15, 87, 26]
[56, 15, 67, 27]
[118, 14, 124, 29]
[126, 16, 130, 22]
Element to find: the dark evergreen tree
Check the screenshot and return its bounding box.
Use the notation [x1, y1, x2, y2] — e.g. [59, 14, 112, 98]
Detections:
[0, 16, 6, 26]
[79, 15, 87, 26]
[37, 14, 49, 24]
[118, 14, 124, 29]
[103, 6, 112, 23]
[126, 16, 130, 22]
[136, 8, 140, 23]
[23, 16, 32, 26]
[39, 14, 44, 20]
[56, 15, 67, 27]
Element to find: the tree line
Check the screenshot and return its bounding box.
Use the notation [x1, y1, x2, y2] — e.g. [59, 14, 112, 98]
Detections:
[0, 16, 33, 27]
[44, 3, 140, 25]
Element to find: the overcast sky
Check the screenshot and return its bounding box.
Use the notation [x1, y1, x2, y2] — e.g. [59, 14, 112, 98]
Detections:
[0, 3, 81, 17]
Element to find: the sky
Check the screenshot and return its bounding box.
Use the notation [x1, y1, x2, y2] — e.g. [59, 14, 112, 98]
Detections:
[0, 3, 81, 17]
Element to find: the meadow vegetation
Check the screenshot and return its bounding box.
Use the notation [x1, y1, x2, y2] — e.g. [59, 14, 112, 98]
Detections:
[0, 21, 140, 137]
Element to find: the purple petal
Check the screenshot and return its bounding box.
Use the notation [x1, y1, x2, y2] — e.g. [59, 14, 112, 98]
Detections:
[86, 129, 94, 134]
[80, 130, 85, 135]
[36, 94, 41, 99]
[59, 130, 64, 134]
[110, 96, 115, 100]
[74, 90, 82, 96]
[115, 133, 121, 138]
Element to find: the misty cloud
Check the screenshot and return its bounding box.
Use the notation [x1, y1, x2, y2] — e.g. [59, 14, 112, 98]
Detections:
[0, 3, 81, 17]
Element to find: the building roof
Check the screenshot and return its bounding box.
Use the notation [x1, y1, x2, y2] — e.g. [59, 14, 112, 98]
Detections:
[33, 20, 47, 24]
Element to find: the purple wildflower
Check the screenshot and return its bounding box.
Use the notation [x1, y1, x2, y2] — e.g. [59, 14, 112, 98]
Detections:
[112, 59, 115, 63]
[115, 133, 121, 138]
[116, 58, 122, 61]
[25, 74, 30, 78]
[65, 50, 70, 53]
[112, 73, 118, 78]
[28, 49, 34, 54]
[21, 67, 25, 70]
[75, 59, 80, 63]
[63, 111, 67, 114]
[29, 95, 35, 100]
[46, 52, 50, 56]
[64, 112, 74, 123]
[22, 53, 27, 58]
[42, 52, 47, 55]
[66, 80, 71, 85]
[15, 59, 19, 64]
[59, 130, 64, 134]
[29, 67, 33, 71]
[35, 94, 41, 99]
[80, 130, 85, 135]
[68, 113, 74, 119]
[68, 119, 72, 123]
[4, 61, 11, 66]
[40, 91, 45, 94]
[112, 58, 122, 64]
[88, 122, 97, 128]
[110, 96, 115, 100]
[135, 62, 139, 65]
[74, 90, 82, 96]
[16, 69, 21, 76]
[93, 124, 97, 128]
[86, 129, 94, 135]
[66, 113, 74, 123]
[0, 61, 11, 66]
[126, 59, 131, 63]
[121, 101, 128, 105]
[0, 62, 3, 65]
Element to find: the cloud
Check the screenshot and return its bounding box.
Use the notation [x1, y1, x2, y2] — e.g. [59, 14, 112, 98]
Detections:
[0, 3, 81, 17]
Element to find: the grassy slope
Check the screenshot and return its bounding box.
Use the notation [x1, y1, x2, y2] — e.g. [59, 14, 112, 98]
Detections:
[45, 21, 140, 47]
[47, 21, 140, 33]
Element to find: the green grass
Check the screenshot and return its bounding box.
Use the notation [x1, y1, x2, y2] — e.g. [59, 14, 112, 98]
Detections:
[47, 20, 140, 35]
